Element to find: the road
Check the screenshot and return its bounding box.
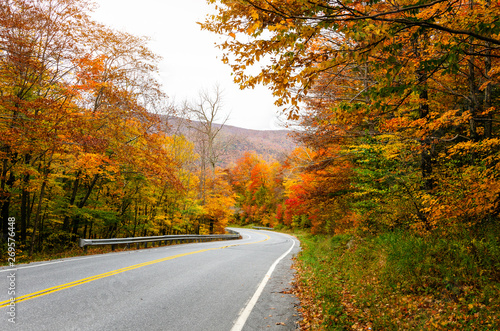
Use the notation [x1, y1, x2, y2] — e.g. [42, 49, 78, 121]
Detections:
[0, 228, 301, 330]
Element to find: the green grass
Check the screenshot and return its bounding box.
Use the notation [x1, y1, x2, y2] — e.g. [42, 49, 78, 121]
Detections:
[293, 227, 500, 330]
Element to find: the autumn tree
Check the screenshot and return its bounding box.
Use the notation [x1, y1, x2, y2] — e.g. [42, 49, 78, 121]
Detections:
[203, 168, 236, 233]
[0, 0, 97, 244]
[228, 151, 282, 226]
[62, 19, 173, 235]
[0, 0, 188, 256]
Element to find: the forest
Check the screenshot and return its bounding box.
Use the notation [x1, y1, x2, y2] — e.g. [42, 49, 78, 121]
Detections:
[1, 0, 500, 328]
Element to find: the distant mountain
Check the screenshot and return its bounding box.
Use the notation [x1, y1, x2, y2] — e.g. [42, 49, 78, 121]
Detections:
[162, 116, 296, 167]
[217, 125, 296, 166]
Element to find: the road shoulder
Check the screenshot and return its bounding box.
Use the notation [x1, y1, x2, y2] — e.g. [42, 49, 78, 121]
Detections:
[243, 235, 302, 330]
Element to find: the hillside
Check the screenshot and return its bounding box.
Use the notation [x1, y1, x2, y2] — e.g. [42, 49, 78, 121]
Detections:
[163, 116, 296, 167]
[217, 125, 296, 166]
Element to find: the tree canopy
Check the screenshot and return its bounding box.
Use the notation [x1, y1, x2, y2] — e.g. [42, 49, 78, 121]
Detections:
[203, 0, 500, 234]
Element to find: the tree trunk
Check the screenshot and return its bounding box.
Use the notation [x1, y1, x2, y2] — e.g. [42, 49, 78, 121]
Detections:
[467, 1, 480, 143]
[19, 153, 32, 243]
[38, 205, 49, 252]
[484, 36, 492, 139]
[468, 53, 479, 142]
[89, 221, 93, 239]
[30, 178, 47, 256]
[418, 72, 433, 191]
[83, 220, 88, 239]
[1, 171, 15, 242]
[20, 186, 30, 243]
[72, 173, 99, 235]
[132, 200, 138, 237]
[63, 170, 81, 231]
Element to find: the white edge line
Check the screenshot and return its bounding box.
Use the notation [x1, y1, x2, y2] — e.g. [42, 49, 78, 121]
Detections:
[231, 237, 296, 331]
[0, 251, 136, 273]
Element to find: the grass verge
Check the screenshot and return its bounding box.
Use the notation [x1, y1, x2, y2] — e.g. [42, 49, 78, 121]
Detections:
[293, 228, 500, 330]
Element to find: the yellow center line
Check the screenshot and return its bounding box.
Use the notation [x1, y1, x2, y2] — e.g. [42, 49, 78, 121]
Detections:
[0, 233, 270, 308]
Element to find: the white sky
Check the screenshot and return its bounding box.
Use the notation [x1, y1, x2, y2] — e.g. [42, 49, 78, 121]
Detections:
[92, 0, 284, 130]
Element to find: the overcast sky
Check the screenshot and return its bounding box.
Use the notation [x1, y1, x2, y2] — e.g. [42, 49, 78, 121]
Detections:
[92, 0, 284, 130]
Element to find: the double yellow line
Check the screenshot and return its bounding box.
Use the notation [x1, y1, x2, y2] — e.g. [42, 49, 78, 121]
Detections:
[0, 233, 269, 308]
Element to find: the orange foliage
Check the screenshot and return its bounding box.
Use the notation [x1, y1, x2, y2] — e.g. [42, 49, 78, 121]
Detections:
[228, 152, 282, 226]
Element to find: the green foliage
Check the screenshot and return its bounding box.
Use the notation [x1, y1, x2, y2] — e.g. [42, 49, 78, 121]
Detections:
[381, 230, 500, 297]
[348, 137, 422, 233]
[44, 232, 75, 251]
[295, 230, 500, 330]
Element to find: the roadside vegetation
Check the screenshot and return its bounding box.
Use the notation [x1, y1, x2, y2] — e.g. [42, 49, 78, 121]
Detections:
[293, 229, 500, 330]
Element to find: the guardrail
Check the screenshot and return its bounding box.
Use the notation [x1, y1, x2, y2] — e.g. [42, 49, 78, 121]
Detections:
[252, 226, 274, 230]
[79, 229, 241, 252]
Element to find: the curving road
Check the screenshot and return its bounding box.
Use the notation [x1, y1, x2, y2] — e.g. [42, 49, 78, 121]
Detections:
[0, 228, 301, 330]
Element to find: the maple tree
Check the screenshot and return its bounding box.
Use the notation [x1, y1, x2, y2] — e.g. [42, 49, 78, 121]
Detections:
[202, 0, 499, 112]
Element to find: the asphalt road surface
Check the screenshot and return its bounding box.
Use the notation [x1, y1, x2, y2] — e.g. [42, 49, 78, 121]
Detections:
[0, 228, 301, 330]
